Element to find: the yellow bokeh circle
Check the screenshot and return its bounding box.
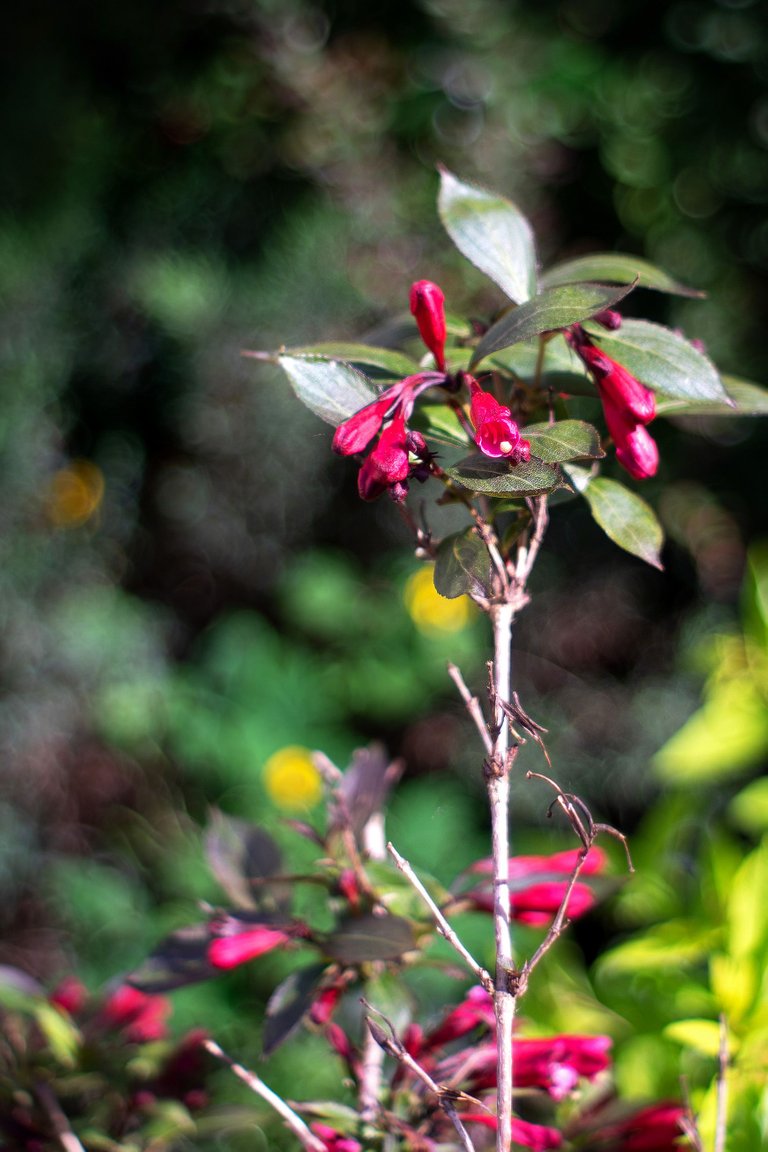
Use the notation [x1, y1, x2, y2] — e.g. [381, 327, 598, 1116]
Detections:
[47, 460, 104, 528]
[263, 745, 322, 810]
[404, 566, 472, 635]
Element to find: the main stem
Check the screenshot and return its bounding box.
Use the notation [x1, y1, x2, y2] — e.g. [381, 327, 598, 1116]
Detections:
[489, 601, 515, 1152]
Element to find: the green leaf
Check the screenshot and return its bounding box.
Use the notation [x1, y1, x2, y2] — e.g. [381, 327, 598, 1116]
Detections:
[438, 167, 537, 304]
[596, 921, 720, 978]
[541, 252, 703, 297]
[726, 840, 768, 960]
[566, 465, 663, 569]
[286, 342, 419, 378]
[470, 282, 635, 368]
[434, 530, 492, 599]
[583, 319, 732, 405]
[525, 420, 604, 463]
[34, 1002, 81, 1066]
[729, 777, 768, 836]
[663, 1019, 731, 1057]
[278, 355, 378, 426]
[263, 963, 327, 1056]
[410, 402, 469, 447]
[366, 971, 416, 1036]
[444, 454, 565, 497]
[653, 676, 768, 786]
[656, 374, 768, 417]
[325, 912, 416, 964]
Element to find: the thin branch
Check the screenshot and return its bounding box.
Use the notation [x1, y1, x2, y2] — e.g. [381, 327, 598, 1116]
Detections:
[714, 1015, 729, 1152]
[363, 1007, 480, 1152]
[448, 662, 494, 755]
[34, 1082, 86, 1152]
[387, 840, 493, 991]
[203, 1038, 327, 1152]
[526, 770, 634, 872]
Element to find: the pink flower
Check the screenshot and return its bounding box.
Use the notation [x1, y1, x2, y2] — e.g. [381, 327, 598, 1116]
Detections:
[515, 1034, 612, 1100]
[602, 395, 659, 481]
[469, 846, 607, 878]
[102, 985, 171, 1042]
[511, 881, 596, 925]
[357, 411, 411, 501]
[424, 985, 495, 1050]
[458, 1113, 563, 1150]
[332, 391, 398, 456]
[410, 280, 447, 371]
[311, 1123, 363, 1152]
[468, 377, 530, 461]
[207, 925, 291, 970]
[597, 1102, 688, 1151]
[49, 976, 87, 1016]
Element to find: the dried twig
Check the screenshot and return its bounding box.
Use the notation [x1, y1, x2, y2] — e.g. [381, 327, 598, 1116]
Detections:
[526, 771, 634, 872]
[448, 662, 493, 756]
[387, 841, 492, 991]
[203, 1038, 326, 1152]
[362, 1005, 481, 1152]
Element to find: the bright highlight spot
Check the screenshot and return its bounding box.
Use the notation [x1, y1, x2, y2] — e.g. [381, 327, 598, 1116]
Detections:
[404, 566, 472, 635]
[47, 460, 104, 527]
[263, 745, 322, 810]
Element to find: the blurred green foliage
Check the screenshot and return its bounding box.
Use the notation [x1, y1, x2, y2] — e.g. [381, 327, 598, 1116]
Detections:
[2, 0, 768, 1145]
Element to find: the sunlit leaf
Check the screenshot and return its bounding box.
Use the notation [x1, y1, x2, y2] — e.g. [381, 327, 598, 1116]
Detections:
[542, 253, 703, 297]
[325, 912, 416, 964]
[285, 343, 419, 378]
[525, 420, 604, 463]
[566, 465, 663, 569]
[596, 921, 720, 978]
[444, 454, 565, 497]
[583, 319, 731, 405]
[438, 167, 538, 304]
[663, 1019, 733, 1058]
[278, 355, 378, 426]
[656, 374, 768, 417]
[434, 530, 492, 599]
[729, 777, 768, 836]
[263, 963, 327, 1056]
[34, 1002, 82, 1066]
[471, 282, 635, 368]
[727, 840, 768, 960]
[410, 402, 469, 447]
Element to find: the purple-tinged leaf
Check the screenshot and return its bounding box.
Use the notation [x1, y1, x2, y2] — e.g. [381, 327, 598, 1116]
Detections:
[205, 811, 288, 914]
[434, 530, 492, 599]
[470, 282, 635, 368]
[438, 168, 538, 305]
[542, 253, 703, 298]
[328, 745, 403, 842]
[128, 925, 218, 993]
[325, 912, 416, 964]
[263, 963, 327, 1056]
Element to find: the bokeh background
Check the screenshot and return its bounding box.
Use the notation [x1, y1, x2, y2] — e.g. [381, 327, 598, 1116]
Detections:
[3, 0, 768, 1144]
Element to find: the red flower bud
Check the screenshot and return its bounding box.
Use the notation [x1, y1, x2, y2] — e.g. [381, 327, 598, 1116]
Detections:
[357, 412, 410, 501]
[50, 976, 87, 1016]
[425, 985, 495, 1050]
[207, 925, 290, 970]
[596, 1102, 687, 1151]
[602, 396, 659, 480]
[102, 985, 171, 1042]
[410, 280, 447, 371]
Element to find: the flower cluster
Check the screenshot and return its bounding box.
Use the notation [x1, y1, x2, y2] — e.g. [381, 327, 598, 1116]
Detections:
[333, 280, 532, 501]
[568, 323, 658, 480]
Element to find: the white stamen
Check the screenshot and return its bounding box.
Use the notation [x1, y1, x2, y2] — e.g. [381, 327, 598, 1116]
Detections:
[499, 441, 513, 454]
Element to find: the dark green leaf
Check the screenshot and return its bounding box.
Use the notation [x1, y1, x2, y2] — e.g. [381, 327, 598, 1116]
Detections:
[410, 402, 469, 447]
[263, 963, 327, 1056]
[566, 465, 663, 570]
[438, 167, 537, 304]
[205, 811, 287, 913]
[525, 420, 604, 463]
[128, 925, 217, 993]
[288, 343, 418, 378]
[444, 454, 566, 497]
[470, 282, 635, 368]
[656, 374, 768, 417]
[325, 912, 416, 964]
[278, 355, 378, 426]
[434, 530, 492, 599]
[583, 319, 731, 405]
[541, 253, 703, 297]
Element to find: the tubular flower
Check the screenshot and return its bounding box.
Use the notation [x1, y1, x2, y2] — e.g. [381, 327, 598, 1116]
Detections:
[424, 985, 495, 1050]
[467, 376, 530, 461]
[568, 326, 658, 480]
[468, 846, 608, 878]
[410, 280, 447, 370]
[311, 1123, 363, 1152]
[514, 1034, 612, 1100]
[458, 1113, 563, 1150]
[102, 985, 172, 1042]
[593, 1102, 688, 1151]
[357, 411, 410, 501]
[207, 925, 291, 970]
